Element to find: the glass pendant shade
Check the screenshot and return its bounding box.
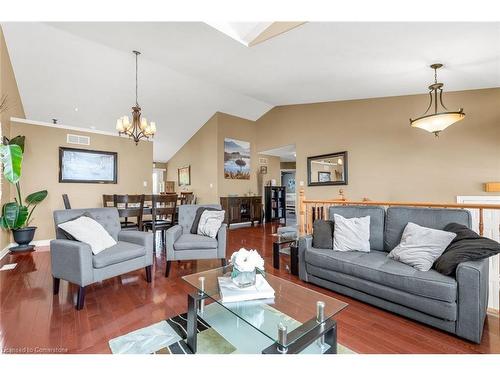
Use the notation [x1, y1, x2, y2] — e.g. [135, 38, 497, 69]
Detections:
[411, 112, 465, 134]
[410, 63, 465, 136]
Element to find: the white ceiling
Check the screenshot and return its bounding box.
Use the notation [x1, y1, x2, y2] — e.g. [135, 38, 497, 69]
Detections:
[3, 22, 500, 161]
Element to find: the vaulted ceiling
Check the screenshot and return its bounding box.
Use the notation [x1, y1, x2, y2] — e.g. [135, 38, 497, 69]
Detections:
[2, 22, 499, 161]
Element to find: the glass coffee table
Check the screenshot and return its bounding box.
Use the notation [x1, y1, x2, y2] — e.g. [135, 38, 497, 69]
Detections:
[182, 266, 347, 354]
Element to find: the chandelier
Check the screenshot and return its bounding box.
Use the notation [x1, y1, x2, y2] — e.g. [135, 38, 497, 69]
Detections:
[410, 63, 465, 137]
[116, 50, 156, 144]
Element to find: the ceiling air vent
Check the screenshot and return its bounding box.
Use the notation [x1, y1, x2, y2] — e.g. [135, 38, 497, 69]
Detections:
[67, 134, 90, 146]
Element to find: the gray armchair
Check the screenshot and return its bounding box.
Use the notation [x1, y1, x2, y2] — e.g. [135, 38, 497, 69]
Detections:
[165, 204, 227, 277]
[50, 208, 153, 310]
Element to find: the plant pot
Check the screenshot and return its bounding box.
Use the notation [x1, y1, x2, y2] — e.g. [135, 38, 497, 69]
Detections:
[11, 226, 37, 252]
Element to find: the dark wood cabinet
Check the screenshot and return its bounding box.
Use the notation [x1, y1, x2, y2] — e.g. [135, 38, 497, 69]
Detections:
[220, 196, 262, 228]
[265, 186, 286, 224]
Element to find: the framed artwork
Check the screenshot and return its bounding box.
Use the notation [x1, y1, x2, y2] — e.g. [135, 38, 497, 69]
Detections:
[59, 147, 117, 184]
[178, 165, 191, 186]
[224, 138, 251, 180]
[307, 151, 348, 186]
[318, 171, 331, 182]
[260, 165, 268, 174]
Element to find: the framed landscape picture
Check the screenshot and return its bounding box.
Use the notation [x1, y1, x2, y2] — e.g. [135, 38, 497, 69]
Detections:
[224, 138, 251, 179]
[59, 147, 117, 184]
[178, 165, 191, 186]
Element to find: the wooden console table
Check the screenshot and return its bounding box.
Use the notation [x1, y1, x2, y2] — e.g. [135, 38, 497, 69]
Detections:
[220, 196, 262, 228]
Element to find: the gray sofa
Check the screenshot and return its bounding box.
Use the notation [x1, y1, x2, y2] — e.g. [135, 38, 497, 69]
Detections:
[165, 204, 227, 277]
[299, 206, 489, 343]
[51, 208, 153, 310]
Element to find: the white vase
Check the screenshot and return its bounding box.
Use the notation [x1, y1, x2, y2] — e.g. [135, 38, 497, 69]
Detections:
[231, 268, 257, 288]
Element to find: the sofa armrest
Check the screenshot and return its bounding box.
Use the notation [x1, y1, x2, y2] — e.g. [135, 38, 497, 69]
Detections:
[118, 230, 153, 265]
[298, 235, 313, 282]
[50, 239, 94, 287]
[456, 258, 489, 343]
[216, 223, 227, 259]
[165, 225, 183, 260]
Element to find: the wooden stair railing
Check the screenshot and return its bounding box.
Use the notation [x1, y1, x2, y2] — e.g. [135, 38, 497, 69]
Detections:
[298, 189, 500, 236]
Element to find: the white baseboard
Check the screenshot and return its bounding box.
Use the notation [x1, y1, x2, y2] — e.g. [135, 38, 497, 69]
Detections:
[0, 239, 52, 261]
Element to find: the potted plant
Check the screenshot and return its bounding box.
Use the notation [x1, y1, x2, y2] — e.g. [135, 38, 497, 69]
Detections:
[0, 135, 47, 251]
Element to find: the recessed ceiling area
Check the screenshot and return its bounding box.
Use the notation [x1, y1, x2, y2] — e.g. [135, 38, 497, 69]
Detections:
[2, 22, 499, 161]
[260, 144, 296, 162]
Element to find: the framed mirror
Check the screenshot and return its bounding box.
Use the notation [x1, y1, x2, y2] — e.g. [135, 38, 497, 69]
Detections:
[307, 151, 348, 186]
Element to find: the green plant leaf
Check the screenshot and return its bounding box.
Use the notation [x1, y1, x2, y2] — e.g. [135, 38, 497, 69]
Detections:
[0, 144, 23, 184]
[8, 135, 25, 153]
[1, 202, 28, 229]
[26, 190, 48, 205]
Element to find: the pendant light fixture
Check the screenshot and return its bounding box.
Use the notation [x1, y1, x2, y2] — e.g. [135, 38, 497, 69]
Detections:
[116, 50, 156, 144]
[410, 63, 465, 137]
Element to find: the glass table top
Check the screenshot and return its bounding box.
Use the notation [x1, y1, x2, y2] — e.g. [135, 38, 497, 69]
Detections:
[182, 266, 348, 349]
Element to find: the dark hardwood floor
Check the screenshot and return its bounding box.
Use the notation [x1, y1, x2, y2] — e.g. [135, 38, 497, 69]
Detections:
[1, 223, 499, 354]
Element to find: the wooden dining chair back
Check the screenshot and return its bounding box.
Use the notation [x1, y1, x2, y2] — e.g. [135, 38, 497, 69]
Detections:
[113, 194, 145, 230]
[143, 194, 177, 252]
[102, 194, 115, 208]
[62, 194, 72, 209]
[183, 193, 195, 205]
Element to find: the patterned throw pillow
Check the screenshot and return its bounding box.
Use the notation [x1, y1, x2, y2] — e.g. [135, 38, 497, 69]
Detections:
[197, 210, 225, 238]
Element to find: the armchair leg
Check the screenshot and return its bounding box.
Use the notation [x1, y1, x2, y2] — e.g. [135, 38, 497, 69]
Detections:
[165, 260, 172, 277]
[53, 277, 60, 295]
[221, 258, 227, 267]
[76, 286, 85, 310]
[145, 265, 152, 283]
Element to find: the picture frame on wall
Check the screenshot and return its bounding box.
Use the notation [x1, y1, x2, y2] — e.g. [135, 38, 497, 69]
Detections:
[178, 165, 191, 186]
[59, 147, 117, 184]
[318, 171, 331, 182]
[260, 165, 268, 174]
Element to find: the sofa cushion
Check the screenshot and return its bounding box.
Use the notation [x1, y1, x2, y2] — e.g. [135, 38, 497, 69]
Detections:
[304, 248, 457, 303]
[306, 264, 457, 321]
[384, 206, 471, 251]
[329, 206, 385, 251]
[174, 233, 218, 250]
[92, 241, 146, 269]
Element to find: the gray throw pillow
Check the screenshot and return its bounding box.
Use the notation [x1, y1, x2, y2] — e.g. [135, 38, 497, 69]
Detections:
[388, 222, 456, 271]
[312, 220, 334, 249]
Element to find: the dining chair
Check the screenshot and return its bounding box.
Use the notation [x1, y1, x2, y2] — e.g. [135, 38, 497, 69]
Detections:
[142, 194, 177, 253]
[114, 194, 145, 231]
[62, 194, 72, 209]
[183, 193, 195, 205]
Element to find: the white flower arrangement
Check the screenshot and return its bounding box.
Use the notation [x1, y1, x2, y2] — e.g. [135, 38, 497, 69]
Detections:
[230, 248, 265, 273]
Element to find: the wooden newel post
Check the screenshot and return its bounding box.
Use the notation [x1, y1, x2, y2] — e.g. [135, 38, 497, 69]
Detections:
[299, 189, 305, 236]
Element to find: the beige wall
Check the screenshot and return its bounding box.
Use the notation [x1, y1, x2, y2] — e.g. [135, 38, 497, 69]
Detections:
[9, 121, 153, 240]
[166, 114, 218, 203]
[281, 161, 296, 170]
[256, 88, 500, 202]
[1, 27, 26, 249]
[166, 88, 499, 207]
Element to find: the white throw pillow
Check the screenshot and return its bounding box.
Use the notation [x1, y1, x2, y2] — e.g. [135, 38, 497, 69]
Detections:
[197, 210, 225, 238]
[58, 216, 117, 255]
[333, 214, 371, 252]
[388, 222, 456, 271]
